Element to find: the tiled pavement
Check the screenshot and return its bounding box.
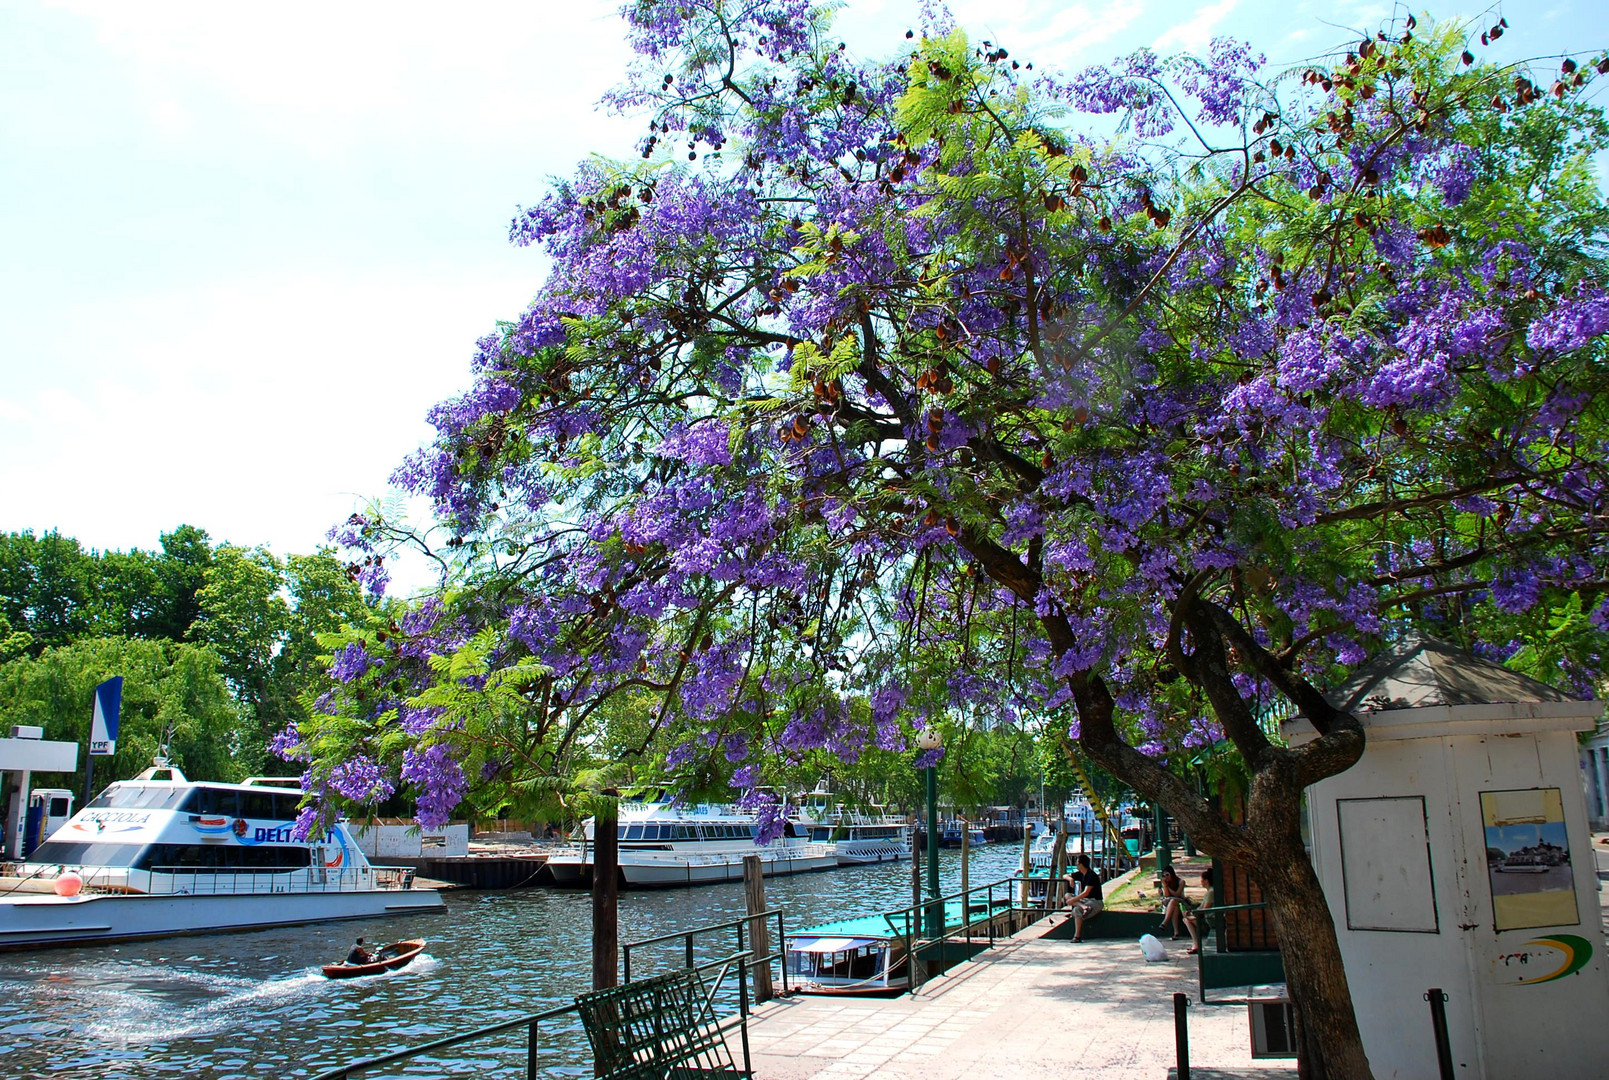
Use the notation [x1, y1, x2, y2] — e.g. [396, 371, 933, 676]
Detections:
[743, 918, 1296, 1080]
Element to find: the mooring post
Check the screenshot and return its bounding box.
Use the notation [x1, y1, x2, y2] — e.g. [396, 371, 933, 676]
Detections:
[1018, 826, 1032, 910]
[743, 854, 774, 1003]
[591, 791, 619, 991]
[959, 816, 971, 934]
[1047, 819, 1068, 910]
[1425, 988, 1454, 1080]
[1173, 992, 1190, 1080]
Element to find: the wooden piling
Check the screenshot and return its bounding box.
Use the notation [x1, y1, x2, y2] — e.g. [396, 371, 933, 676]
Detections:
[591, 792, 619, 991]
[1018, 826, 1032, 907]
[1047, 818, 1068, 909]
[743, 854, 773, 1003]
[959, 817, 971, 932]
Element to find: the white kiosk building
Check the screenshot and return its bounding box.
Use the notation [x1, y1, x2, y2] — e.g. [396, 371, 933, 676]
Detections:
[1285, 637, 1609, 1079]
[1, 725, 79, 859]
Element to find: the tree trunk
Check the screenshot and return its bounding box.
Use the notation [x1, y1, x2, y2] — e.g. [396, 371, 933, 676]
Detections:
[1250, 837, 1374, 1080]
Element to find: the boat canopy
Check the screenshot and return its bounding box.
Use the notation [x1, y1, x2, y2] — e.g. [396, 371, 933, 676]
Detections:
[790, 936, 883, 953]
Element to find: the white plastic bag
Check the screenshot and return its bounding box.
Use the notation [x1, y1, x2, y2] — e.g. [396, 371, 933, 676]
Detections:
[1138, 933, 1168, 962]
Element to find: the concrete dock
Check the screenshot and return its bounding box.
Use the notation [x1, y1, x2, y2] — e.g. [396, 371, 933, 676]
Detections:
[744, 917, 1295, 1080]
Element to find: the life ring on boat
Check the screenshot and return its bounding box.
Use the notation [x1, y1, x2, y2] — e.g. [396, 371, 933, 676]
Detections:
[232, 818, 249, 837]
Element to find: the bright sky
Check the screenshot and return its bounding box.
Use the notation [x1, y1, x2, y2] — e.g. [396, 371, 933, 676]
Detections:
[2, 0, 1604, 594]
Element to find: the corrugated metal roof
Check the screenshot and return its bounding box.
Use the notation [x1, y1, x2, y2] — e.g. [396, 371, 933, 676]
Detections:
[1326, 635, 1580, 713]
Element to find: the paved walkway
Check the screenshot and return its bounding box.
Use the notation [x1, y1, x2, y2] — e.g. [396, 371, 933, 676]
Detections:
[745, 918, 1295, 1080]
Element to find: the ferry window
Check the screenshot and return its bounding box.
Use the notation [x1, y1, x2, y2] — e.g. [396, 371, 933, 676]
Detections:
[27, 841, 146, 867]
[239, 791, 278, 819]
[273, 794, 302, 820]
[616, 825, 629, 840]
[190, 789, 240, 817]
[641, 825, 660, 840]
[748, 825, 759, 838]
[625, 826, 643, 840]
[138, 843, 311, 871]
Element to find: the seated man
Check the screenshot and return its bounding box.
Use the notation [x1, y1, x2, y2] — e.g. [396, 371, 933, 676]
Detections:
[344, 937, 374, 965]
[1063, 853, 1104, 943]
[1183, 868, 1216, 955]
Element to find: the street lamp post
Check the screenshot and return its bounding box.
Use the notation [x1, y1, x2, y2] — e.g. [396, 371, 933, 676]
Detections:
[917, 728, 943, 937]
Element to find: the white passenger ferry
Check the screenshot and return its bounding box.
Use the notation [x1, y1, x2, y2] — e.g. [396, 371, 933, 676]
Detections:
[0, 764, 442, 950]
[793, 788, 911, 865]
[545, 799, 837, 888]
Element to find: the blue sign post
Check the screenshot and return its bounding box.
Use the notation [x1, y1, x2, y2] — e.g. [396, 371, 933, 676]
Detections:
[83, 676, 122, 806]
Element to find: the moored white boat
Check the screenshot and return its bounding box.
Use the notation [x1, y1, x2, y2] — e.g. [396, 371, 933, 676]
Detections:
[785, 911, 912, 996]
[0, 764, 442, 950]
[544, 799, 837, 889]
[793, 785, 910, 865]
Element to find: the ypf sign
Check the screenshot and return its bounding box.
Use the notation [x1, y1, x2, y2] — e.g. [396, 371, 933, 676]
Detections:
[90, 677, 122, 756]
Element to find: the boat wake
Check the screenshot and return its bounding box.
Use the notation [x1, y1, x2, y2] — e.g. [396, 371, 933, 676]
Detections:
[83, 965, 334, 1043]
[81, 953, 440, 1043]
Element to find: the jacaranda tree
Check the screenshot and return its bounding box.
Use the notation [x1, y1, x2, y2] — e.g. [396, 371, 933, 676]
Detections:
[280, 4, 1609, 1073]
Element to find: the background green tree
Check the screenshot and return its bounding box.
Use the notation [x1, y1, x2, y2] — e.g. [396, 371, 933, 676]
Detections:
[0, 637, 248, 790]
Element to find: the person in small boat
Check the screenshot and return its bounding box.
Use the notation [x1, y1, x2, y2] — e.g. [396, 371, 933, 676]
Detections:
[344, 937, 374, 965]
[1183, 868, 1216, 955]
[1063, 854, 1104, 943]
[1157, 866, 1186, 940]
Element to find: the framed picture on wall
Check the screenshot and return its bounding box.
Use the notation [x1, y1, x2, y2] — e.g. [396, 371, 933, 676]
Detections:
[1480, 788, 1579, 932]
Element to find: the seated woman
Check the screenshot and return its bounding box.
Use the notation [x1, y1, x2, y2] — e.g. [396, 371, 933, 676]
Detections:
[1182, 869, 1215, 956]
[1156, 866, 1186, 940]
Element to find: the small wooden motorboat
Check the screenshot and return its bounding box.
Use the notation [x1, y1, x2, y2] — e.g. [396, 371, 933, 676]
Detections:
[322, 939, 427, 979]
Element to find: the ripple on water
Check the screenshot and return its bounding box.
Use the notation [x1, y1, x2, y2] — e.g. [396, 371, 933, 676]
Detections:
[0, 845, 1024, 1080]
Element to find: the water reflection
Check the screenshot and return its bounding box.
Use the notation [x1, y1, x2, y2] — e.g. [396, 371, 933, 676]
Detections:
[0, 846, 1024, 1080]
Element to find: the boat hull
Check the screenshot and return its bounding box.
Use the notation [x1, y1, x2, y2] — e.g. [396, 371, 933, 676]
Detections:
[833, 846, 908, 866]
[0, 888, 442, 951]
[322, 939, 426, 979]
[794, 979, 908, 998]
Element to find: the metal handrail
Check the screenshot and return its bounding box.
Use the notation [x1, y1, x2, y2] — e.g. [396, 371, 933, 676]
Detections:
[623, 908, 790, 998]
[310, 952, 755, 1080]
[870, 874, 1037, 992]
[1199, 901, 1271, 953]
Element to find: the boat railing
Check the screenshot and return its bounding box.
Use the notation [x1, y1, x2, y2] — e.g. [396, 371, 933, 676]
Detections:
[141, 864, 416, 895]
[309, 950, 757, 1080]
[623, 907, 789, 1001]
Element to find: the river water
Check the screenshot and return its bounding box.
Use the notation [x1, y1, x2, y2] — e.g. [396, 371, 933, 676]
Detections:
[0, 845, 1025, 1080]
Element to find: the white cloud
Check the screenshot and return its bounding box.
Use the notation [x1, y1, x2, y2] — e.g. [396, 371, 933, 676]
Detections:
[0, 271, 535, 574]
[1153, 0, 1240, 52]
[45, 0, 636, 151]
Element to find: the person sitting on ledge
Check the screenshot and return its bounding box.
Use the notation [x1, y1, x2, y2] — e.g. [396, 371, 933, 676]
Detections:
[1183, 868, 1216, 955]
[1063, 853, 1104, 942]
[1157, 865, 1186, 940]
[344, 937, 374, 965]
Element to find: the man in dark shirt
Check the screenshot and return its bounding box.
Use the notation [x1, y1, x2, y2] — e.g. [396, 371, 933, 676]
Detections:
[344, 937, 373, 965]
[1063, 854, 1104, 942]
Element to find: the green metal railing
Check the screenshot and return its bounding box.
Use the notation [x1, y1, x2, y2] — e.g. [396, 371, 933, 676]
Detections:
[880, 874, 1049, 993]
[622, 908, 789, 998]
[1199, 901, 1271, 951]
[308, 952, 756, 1080]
